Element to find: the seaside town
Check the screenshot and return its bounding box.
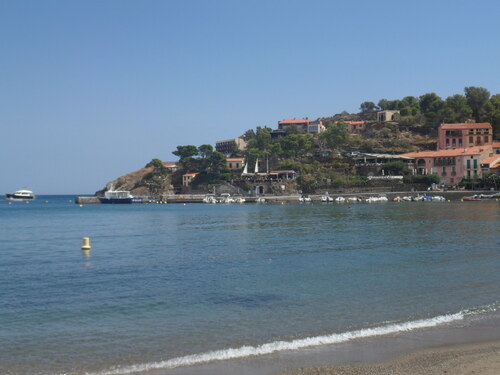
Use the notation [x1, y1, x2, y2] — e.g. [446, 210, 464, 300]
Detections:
[87, 87, 500, 203]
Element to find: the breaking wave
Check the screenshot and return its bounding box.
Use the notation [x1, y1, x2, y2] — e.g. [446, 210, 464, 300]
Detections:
[86, 308, 489, 375]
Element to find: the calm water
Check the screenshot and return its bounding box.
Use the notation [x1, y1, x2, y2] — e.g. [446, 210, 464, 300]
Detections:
[0, 196, 498, 375]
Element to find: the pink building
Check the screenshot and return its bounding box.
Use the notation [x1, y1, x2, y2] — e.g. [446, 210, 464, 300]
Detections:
[438, 123, 493, 150]
[402, 146, 494, 185]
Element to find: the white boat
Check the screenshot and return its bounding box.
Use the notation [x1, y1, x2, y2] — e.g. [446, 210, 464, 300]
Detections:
[335, 196, 345, 203]
[98, 190, 142, 204]
[218, 193, 235, 203]
[321, 194, 333, 203]
[6, 189, 36, 201]
[299, 195, 312, 203]
[365, 195, 388, 203]
[346, 196, 361, 203]
[256, 197, 266, 203]
[202, 194, 217, 204]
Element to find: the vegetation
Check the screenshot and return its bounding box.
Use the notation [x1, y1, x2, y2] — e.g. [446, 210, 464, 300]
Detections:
[165, 86, 498, 192]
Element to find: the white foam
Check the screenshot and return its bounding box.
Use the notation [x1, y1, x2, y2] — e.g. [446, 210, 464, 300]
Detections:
[87, 311, 469, 375]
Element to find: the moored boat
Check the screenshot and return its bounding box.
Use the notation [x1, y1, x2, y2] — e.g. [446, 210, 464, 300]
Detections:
[98, 190, 142, 204]
[6, 189, 36, 201]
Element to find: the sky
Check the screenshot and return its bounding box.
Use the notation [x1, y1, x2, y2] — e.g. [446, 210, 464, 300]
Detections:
[1, 0, 499, 194]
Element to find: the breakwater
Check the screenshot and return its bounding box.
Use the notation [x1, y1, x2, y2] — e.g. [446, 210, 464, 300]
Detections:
[75, 190, 498, 204]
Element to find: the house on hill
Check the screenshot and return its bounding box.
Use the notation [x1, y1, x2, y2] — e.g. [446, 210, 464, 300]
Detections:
[278, 118, 325, 134]
[401, 146, 494, 185]
[438, 123, 493, 150]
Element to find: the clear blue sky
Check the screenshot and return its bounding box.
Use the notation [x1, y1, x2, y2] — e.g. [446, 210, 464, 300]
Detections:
[1, 0, 499, 194]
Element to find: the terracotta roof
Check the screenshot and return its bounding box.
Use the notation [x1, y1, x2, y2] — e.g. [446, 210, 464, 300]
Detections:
[345, 121, 365, 125]
[480, 155, 500, 165]
[440, 123, 492, 130]
[226, 158, 244, 162]
[401, 147, 490, 158]
[493, 142, 500, 148]
[182, 173, 198, 177]
[163, 162, 177, 167]
[278, 118, 311, 124]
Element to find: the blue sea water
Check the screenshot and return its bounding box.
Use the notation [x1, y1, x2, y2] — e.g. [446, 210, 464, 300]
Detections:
[0, 196, 498, 375]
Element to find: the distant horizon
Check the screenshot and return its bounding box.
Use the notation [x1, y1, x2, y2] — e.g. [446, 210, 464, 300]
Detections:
[2, 0, 499, 194]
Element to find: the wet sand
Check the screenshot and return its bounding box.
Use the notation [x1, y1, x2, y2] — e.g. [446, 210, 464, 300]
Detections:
[281, 339, 500, 375]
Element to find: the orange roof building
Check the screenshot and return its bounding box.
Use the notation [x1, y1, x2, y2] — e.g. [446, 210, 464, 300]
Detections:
[438, 122, 493, 150]
[401, 146, 494, 185]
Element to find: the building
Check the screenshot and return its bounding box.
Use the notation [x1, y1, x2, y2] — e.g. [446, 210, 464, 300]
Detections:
[377, 110, 399, 122]
[163, 162, 178, 172]
[438, 123, 493, 150]
[215, 138, 247, 155]
[278, 118, 325, 134]
[344, 121, 366, 135]
[182, 173, 198, 187]
[401, 146, 493, 185]
[226, 158, 244, 170]
[480, 155, 500, 174]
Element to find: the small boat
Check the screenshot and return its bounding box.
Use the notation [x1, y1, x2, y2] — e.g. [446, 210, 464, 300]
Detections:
[299, 195, 311, 203]
[335, 196, 345, 203]
[462, 196, 481, 201]
[202, 194, 217, 204]
[6, 189, 36, 201]
[321, 194, 333, 203]
[346, 196, 361, 203]
[256, 197, 266, 203]
[98, 190, 142, 204]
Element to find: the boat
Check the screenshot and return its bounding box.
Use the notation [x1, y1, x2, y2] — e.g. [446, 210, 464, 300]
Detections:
[335, 196, 345, 203]
[202, 194, 217, 204]
[299, 195, 312, 203]
[461, 196, 481, 201]
[98, 190, 142, 204]
[321, 193, 333, 203]
[5, 189, 36, 201]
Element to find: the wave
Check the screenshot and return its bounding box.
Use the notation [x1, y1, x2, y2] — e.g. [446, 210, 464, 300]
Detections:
[87, 307, 496, 375]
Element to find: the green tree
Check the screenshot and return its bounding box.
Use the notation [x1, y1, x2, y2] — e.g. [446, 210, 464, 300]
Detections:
[465, 86, 490, 122]
[482, 94, 500, 140]
[145, 158, 164, 168]
[360, 101, 377, 112]
[172, 145, 199, 160]
[198, 144, 214, 159]
[442, 94, 472, 123]
[247, 126, 272, 151]
[419, 93, 445, 130]
[320, 123, 349, 150]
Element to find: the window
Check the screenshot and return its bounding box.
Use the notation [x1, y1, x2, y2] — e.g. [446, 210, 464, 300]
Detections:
[467, 160, 471, 169]
[473, 159, 478, 168]
[459, 138, 463, 146]
[484, 136, 489, 143]
[469, 136, 473, 143]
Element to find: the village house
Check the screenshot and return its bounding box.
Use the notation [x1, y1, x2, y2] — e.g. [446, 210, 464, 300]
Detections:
[377, 110, 399, 123]
[480, 155, 500, 174]
[226, 157, 245, 170]
[182, 172, 198, 187]
[344, 121, 366, 135]
[401, 146, 494, 186]
[438, 123, 493, 150]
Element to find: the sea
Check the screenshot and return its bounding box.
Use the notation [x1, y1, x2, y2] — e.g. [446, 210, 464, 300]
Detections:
[0, 195, 499, 375]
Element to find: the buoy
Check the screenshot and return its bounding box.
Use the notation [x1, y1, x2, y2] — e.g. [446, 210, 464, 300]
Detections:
[81, 237, 91, 250]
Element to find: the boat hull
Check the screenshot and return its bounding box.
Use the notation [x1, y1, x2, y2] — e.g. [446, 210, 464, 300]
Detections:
[5, 193, 35, 201]
[98, 197, 143, 204]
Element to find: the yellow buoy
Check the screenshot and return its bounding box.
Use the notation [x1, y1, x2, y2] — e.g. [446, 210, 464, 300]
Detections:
[81, 237, 91, 250]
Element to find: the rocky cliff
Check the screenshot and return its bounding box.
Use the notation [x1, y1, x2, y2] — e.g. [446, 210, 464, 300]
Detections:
[95, 166, 174, 198]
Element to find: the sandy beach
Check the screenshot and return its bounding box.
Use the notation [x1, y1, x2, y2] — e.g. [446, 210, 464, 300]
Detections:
[281, 340, 500, 375]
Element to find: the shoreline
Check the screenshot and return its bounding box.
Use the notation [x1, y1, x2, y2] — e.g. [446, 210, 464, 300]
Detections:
[281, 339, 500, 375]
[156, 311, 500, 375]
